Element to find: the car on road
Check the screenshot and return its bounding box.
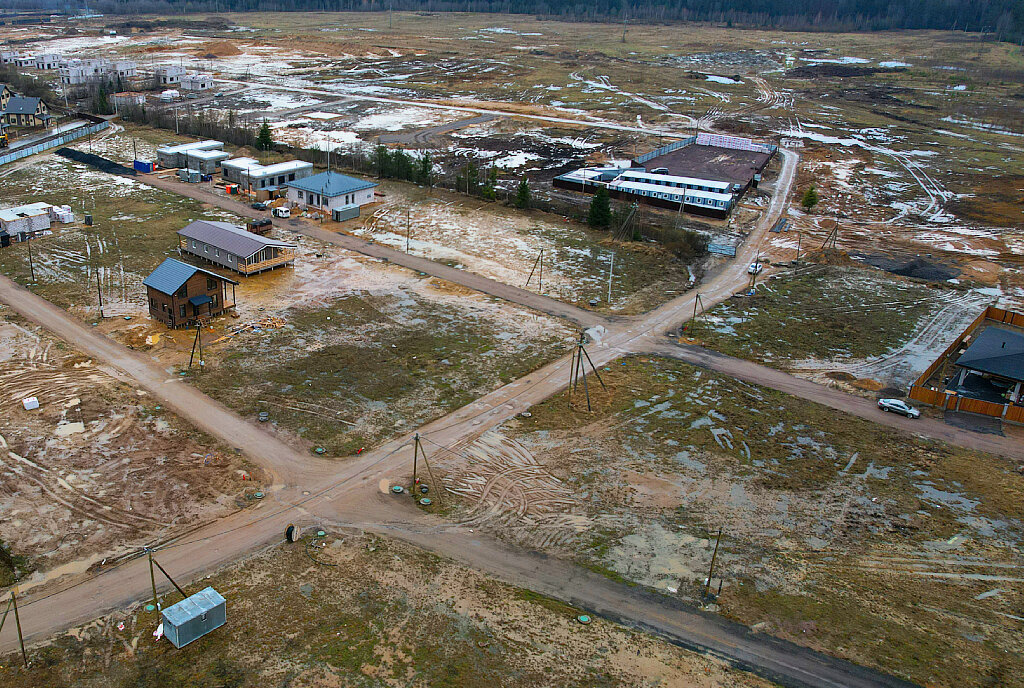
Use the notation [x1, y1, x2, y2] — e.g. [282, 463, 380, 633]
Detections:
[877, 398, 920, 418]
[250, 202, 268, 210]
[747, 262, 764, 275]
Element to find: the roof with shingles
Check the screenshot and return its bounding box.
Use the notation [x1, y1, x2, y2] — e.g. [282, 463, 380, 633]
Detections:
[3, 96, 44, 116]
[285, 170, 377, 197]
[177, 220, 295, 260]
[957, 327, 1024, 382]
[143, 258, 237, 296]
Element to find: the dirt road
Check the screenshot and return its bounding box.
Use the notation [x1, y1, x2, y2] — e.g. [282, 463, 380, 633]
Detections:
[0, 145, 931, 687]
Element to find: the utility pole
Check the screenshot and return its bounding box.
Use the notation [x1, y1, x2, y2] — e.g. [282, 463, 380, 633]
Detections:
[147, 548, 160, 611]
[0, 590, 28, 667]
[704, 528, 723, 599]
[607, 253, 614, 303]
[568, 332, 607, 412]
[406, 208, 411, 252]
[795, 231, 802, 264]
[525, 249, 544, 292]
[26, 236, 35, 283]
[412, 432, 421, 484]
[189, 321, 203, 370]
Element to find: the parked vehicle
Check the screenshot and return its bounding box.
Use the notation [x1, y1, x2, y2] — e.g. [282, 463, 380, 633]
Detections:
[214, 92, 224, 97]
[250, 202, 268, 210]
[246, 218, 272, 234]
[877, 398, 921, 418]
[271, 206, 291, 218]
[747, 262, 763, 275]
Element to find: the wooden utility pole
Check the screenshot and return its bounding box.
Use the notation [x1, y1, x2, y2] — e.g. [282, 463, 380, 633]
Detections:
[147, 548, 159, 611]
[525, 249, 544, 292]
[607, 253, 614, 303]
[412, 432, 421, 484]
[26, 237, 35, 283]
[405, 208, 411, 252]
[189, 321, 204, 370]
[0, 592, 28, 667]
[95, 265, 103, 314]
[568, 332, 607, 412]
[704, 528, 723, 599]
[795, 231, 802, 263]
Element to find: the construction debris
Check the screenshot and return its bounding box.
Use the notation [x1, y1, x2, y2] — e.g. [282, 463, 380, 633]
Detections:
[211, 317, 286, 344]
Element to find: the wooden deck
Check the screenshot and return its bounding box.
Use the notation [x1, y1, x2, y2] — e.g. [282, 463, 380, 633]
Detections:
[238, 250, 295, 275]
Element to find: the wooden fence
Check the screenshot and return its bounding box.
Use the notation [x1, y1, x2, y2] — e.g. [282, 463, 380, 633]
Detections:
[908, 306, 1024, 425]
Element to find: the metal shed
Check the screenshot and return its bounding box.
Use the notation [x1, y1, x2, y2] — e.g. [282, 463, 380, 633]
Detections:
[161, 586, 227, 648]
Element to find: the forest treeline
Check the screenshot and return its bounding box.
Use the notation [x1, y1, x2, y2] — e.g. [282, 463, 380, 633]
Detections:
[3, 1, 1022, 42]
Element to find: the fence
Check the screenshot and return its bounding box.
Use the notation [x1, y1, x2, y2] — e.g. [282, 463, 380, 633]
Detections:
[708, 243, 737, 257]
[908, 305, 1024, 425]
[0, 120, 109, 167]
[633, 137, 696, 165]
[696, 132, 778, 155]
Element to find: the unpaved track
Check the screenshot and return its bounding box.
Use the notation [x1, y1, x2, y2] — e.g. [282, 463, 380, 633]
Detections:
[0, 147, 929, 687]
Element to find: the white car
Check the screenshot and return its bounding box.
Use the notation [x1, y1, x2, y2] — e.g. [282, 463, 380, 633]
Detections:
[747, 262, 764, 275]
[271, 206, 291, 218]
[877, 398, 920, 418]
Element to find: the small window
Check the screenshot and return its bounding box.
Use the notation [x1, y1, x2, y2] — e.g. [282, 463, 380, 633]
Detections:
[179, 304, 186, 318]
[207, 277, 217, 290]
[177, 285, 187, 298]
[212, 294, 218, 307]
[214, 249, 220, 257]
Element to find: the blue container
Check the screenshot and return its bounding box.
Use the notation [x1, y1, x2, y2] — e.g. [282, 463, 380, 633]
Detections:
[161, 587, 226, 648]
[133, 160, 155, 173]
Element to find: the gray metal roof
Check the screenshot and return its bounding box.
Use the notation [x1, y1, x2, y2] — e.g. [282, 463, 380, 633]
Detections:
[143, 257, 238, 295]
[3, 96, 43, 116]
[162, 587, 226, 627]
[177, 220, 295, 260]
[286, 171, 377, 198]
[957, 327, 1024, 382]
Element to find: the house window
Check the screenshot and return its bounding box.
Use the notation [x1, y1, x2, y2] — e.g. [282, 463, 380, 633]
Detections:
[179, 304, 186, 318]
[177, 285, 187, 298]
[288, 173, 295, 181]
[204, 245, 209, 253]
[207, 277, 217, 290]
[214, 249, 220, 257]
[149, 298, 155, 308]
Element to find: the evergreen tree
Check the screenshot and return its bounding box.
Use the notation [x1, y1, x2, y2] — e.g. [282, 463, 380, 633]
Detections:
[94, 84, 111, 115]
[256, 120, 274, 150]
[801, 185, 820, 211]
[417, 152, 433, 187]
[588, 186, 612, 228]
[482, 166, 498, 200]
[515, 177, 531, 209]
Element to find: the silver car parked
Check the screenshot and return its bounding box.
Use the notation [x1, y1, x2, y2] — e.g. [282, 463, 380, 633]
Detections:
[877, 398, 920, 418]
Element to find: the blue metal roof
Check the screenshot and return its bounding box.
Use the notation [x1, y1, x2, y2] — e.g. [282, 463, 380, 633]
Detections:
[189, 294, 213, 307]
[162, 587, 226, 627]
[285, 171, 377, 198]
[143, 258, 238, 296]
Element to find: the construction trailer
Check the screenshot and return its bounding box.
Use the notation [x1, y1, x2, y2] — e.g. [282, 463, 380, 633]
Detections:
[221, 158, 314, 194]
[161, 587, 227, 649]
[156, 140, 227, 170]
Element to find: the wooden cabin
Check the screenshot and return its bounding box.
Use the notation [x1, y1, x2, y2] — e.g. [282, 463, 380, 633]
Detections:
[143, 258, 238, 329]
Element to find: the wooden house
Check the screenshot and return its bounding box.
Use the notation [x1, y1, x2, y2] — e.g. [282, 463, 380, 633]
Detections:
[177, 220, 296, 275]
[1, 96, 51, 128]
[143, 258, 238, 328]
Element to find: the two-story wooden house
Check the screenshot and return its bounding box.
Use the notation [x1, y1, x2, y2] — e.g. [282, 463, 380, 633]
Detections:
[143, 258, 238, 329]
[1, 96, 51, 128]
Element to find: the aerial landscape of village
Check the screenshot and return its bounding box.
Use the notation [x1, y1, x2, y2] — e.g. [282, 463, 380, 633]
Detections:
[0, 1, 1022, 686]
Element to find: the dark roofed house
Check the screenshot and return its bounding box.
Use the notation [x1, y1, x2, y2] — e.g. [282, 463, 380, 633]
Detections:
[0, 85, 11, 111]
[177, 220, 296, 275]
[950, 327, 1024, 405]
[1, 96, 50, 128]
[143, 258, 238, 328]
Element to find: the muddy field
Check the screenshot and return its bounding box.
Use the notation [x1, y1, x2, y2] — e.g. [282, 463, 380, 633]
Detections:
[432, 356, 1024, 687]
[1, 531, 775, 688]
[696, 262, 993, 389]
[0, 307, 253, 590]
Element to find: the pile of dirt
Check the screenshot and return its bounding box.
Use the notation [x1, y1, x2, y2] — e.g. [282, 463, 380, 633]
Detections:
[192, 40, 242, 58]
[855, 253, 959, 282]
[852, 378, 884, 392]
[787, 65, 902, 79]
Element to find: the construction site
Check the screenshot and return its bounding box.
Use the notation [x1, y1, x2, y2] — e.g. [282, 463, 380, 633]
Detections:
[0, 8, 1023, 688]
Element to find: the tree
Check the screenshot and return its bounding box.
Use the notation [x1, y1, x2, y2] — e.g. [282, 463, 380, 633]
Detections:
[256, 120, 273, 150]
[482, 166, 498, 200]
[515, 177, 531, 209]
[801, 185, 819, 211]
[417, 152, 433, 188]
[588, 186, 612, 228]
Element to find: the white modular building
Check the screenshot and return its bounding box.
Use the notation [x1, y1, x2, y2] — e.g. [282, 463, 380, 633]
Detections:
[221, 158, 314, 191]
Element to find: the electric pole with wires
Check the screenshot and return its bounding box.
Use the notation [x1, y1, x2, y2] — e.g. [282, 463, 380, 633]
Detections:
[568, 332, 607, 412]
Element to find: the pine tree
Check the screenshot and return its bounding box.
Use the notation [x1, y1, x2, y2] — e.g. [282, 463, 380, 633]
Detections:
[515, 177, 531, 209]
[482, 166, 498, 200]
[417, 152, 433, 188]
[801, 185, 819, 211]
[256, 120, 273, 150]
[588, 186, 612, 228]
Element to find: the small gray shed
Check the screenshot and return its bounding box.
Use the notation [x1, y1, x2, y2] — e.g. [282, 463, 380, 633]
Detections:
[161, 586, 226, 648]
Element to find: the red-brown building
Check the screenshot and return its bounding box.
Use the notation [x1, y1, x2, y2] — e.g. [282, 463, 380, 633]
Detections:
[143, 258, 238, 328]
